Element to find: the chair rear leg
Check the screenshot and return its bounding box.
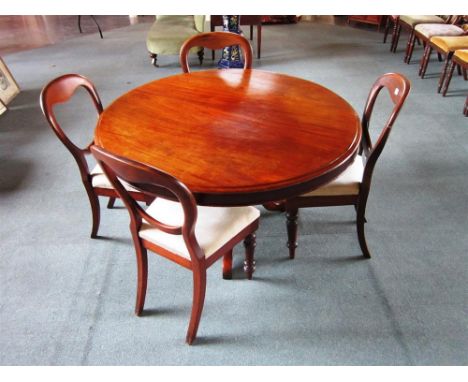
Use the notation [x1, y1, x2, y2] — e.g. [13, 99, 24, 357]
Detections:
[383, 17, 390, 43]
[186, 267, 207, 345]
[404, 32, 415, 63]
[391, 24, 401, 52]
[286, 207, 299, 259]
[107, 197, 116, 209]
[84, 183, 100, 238]
[243, 233, 256, 280]
[134, 241, 148, 316]
[222, 250, 233, 280]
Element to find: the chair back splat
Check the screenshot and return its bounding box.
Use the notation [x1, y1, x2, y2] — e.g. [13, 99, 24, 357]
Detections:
[40, 74, 103, 176]
[90, 145, 204, 262]
[180, 31, 253, 73]
[360, 73, 411, 184]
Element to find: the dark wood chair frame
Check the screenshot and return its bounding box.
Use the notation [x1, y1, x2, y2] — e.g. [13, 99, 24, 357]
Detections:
[40, 74, 153, 238]
[419, 33, 468, 93]
[391, 15, 454, 57]
[90, 145, 259, 344]
[404, 16, 462, 64]
[383, 16, 399, 47]
[441, 51, 468, 116]
[283, 73, 411, 260]
[180, 31, 253, 73]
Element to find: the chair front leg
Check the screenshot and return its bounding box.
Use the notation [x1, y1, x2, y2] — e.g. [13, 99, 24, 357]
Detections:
[420, 45, 432, 78]
[404, 31, 415, 63]
[133, 239, 148, 316]
[286, 207, 299, 259]
[243, 233, 256, 280]
[442, 60, 456, 96]
[438, 53, 453, 93]
[356, 201, 371, 259]
[84, 182, 100, 238]
[186, 264, 207, 345]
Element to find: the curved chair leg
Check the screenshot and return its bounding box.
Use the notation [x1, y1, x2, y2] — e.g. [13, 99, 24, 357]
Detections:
[286, 207, 299, 259]
[84, 183, 100, 238]
[243, 233, 256, 280]
[107, 197, 116, 209]
[356, 204, 371, 259]
[405, 32, 416, 64]
[134, 240, 148, 316]
[198, 48, 204, 66]
[222, 250, 233, 280]
[186, 266, 207, 345]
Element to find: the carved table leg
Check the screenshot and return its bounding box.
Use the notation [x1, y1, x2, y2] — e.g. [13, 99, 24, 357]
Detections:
[243, 233, 256, 280]
[286, 208, 298, 259]
[222, 250, 233, 280]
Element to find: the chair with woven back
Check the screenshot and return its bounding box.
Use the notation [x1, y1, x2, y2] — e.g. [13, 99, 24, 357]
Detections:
[40, 74, 153, 238]
[179, 31, 253, 73]
[90, 145, 260, 344]
[283, 73, 411, 260]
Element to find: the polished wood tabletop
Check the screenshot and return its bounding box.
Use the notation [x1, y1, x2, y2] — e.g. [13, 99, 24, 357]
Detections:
[95, 69, 361, 206]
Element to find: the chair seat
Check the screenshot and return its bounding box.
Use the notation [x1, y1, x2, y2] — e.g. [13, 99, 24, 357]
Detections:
[400, 15, 445, 27]
[139, 198, 260, 260]
[454, 49, 468, 63]
[91, 164, 138, 192]
[430, 36, 468, 53]
[146, 16, 201, 55]
[415, 24, 464, 39]
[300, 155, 364, 197]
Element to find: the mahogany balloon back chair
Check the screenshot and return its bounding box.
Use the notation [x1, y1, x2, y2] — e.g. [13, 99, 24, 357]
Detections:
[90, 145, 260, 344]
[40, 74, 152, 238]
[284, 73, 411, 260]
[179, 31, 253, 73]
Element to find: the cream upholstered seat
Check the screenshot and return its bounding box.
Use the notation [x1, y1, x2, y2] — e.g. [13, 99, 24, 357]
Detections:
[399, 15, 445, 27]
[139, 198, 260, 260]
[301, 155, 364, 197]
[90, 164, 138, 192]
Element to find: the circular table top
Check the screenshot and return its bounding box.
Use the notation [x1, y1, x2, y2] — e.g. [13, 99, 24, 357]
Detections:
[95, 69, 361, 206]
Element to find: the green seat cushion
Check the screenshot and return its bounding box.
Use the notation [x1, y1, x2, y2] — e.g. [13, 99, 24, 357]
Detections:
[146, 16, 202, 55]
[400, 15, 445, 27]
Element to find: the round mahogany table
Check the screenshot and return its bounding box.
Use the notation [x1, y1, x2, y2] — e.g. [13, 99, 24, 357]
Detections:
[95, 69, 361, 206]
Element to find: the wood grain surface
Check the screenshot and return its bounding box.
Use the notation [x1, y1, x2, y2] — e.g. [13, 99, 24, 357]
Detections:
[95, 69, 361, 206]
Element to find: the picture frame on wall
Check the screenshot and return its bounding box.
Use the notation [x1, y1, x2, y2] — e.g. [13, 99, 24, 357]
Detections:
[0, 57, 20, 115]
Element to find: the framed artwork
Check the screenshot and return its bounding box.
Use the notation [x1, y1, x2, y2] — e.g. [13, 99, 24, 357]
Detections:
[0, 57, 20, 114]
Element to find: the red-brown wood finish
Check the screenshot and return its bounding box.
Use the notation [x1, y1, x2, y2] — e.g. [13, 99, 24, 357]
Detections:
[95, 69, 362, 207]
[180, 32, 253, 73]
[40, 74, 153, 238]
[283, 73, 411, 260]
[90, 145, 259, 345]
[441, 51, 468, 116]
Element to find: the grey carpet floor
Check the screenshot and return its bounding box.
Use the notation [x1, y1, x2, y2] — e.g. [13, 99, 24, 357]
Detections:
[0, 21, 467, 365]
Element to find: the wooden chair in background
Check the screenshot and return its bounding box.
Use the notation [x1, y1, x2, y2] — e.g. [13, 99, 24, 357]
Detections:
[179, 31, 253, 73]
[90, 145, 260, 344]
[419, 35, 468, 93]
[441, 49, 468, 116]
[40, 74, 152, 238]
[283, 73, 411, 260]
